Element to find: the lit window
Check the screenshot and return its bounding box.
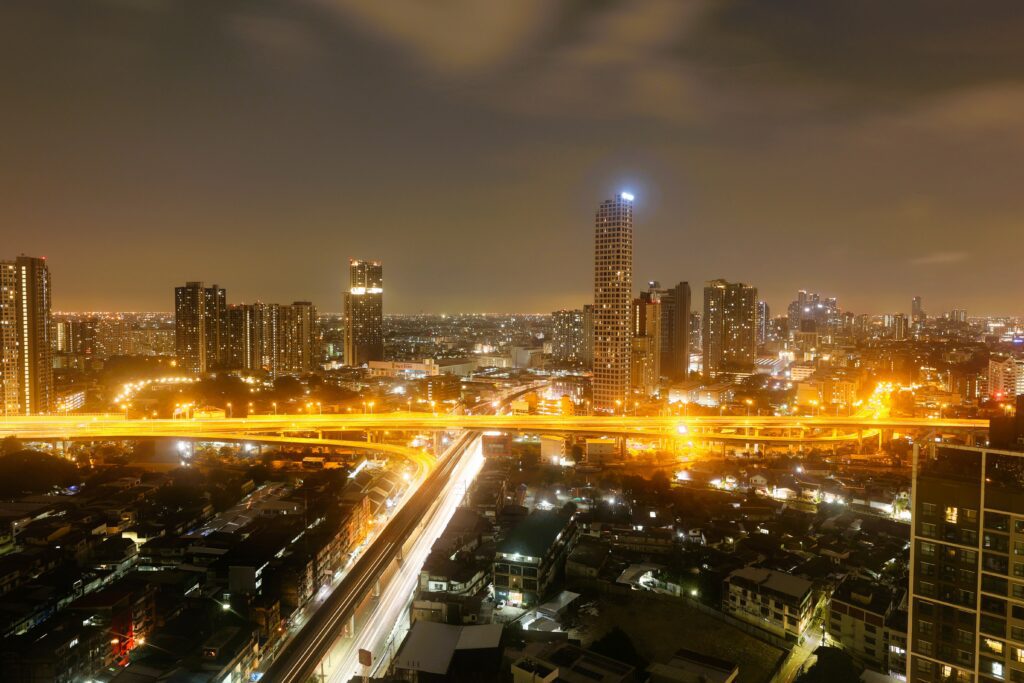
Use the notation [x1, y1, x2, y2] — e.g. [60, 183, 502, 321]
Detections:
[947, 507, 959, 524]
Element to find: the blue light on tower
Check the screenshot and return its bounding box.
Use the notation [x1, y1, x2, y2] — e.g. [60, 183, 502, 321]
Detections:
[620, 192, 634, 202]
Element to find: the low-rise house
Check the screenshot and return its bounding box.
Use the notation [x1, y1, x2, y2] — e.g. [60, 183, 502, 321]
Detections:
[723, 566, 814, 640]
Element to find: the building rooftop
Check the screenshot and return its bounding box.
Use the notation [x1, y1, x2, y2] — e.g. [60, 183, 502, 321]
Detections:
[497, 511, 571, 559]
[728, 566, 813, 600]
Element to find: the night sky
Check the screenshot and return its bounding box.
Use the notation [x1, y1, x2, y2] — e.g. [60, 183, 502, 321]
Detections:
[4, 1, 1023, 315]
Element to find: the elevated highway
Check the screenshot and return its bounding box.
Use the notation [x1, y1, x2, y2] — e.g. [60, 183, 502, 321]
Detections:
[0, 412, 989, 446]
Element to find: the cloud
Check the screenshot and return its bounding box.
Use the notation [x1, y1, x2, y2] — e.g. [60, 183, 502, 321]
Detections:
[909, 251, 969, 266]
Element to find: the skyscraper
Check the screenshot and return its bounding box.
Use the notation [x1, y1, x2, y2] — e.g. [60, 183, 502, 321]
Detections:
[551, 309, 587, 363]
[204, 284, 227, 370]
[630, 290, 661, 396]
[757, 300, 770, 345]
[907, 442, 1024, 683]
[653, 281, 691, 382]
[175, 282, 205, 374]
[912, 296, 925, 323]
[0, 256, 53, 415]
[343, 259, 384, 367]
[702, 279, 757, 378]
[592, 193, 634, 412]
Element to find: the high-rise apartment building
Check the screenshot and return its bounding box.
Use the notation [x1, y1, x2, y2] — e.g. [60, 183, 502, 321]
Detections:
[654, 281, 691, 382]
[988, 357, 1024, 399]
[757, 300, 770, 345]
[702, 279, 757, 378]
[0, 256, 53, 415]
[224, 301, 318, 378]
[582, 304, 595, 368]
[204, 285, 227, 370]
[343, 259, 384, 367]
[630, 290, 661, 397]
[175, 282, 207, 374]
[551, 309, 587, 364]
[592, 193, 634, 412]
[907, 442, 1024, 683]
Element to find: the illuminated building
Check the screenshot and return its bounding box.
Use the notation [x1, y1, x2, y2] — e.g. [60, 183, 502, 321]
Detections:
[279, 301, 319, 375]
[907, 443, 1024, 683]
[204, 284, 227, 369]
[225, 301, 318, 377]
[723, 567, 813, 640]
[630, 290, 660, 396]
[551, 309, 587, 363]
[653, 281, 691, 381]
[343, 259, 384, 367]
[702, 279, 757, 377]
[0, 256, 53, 415]
[912, 296, 925, 323]
[174, 282, 204, 374]
[887, 313, 909, 341]
[593, 193, 633, 411]
[757, 300, 769, 345]
[988, 356, 1024, 399]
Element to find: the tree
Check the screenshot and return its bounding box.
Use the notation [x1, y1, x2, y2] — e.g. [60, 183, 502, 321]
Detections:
[796, 647, 861, 683]
[589, 627, 647, 671]
[0, 450, 80, 496]
[0, 436, 23, 455]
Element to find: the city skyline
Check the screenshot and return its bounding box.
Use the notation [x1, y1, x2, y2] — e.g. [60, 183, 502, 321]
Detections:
[5, 3, 1024, 314]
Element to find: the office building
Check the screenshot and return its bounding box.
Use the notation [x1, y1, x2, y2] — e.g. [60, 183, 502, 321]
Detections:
[907, 442, 1024, 683]
[592, 193, 634, 412]
[551, 309, 587, 364]
[702, 279, 757, 377]
[0, 256, 53, 415]
[343, 259, 384, 367]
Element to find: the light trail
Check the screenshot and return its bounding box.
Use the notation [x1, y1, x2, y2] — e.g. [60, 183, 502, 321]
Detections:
[323, 436, 485, 681]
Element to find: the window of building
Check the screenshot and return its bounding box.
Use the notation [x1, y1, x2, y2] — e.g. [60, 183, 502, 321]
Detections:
[922, 523, 938, 538]
[919, 620, 934, 636]
[966, 509, 978, 522]
[1015, 648, 1024, 663]
[1012, 626, 1024, 641]
[947, 507, 960, 524]
[918, 640, 933, 656]
[1015, 563, 1024, 579]
[1014, 584, 1024, 600]
[921, 541, 937, 557]
[984, 638, 1006, 655]
[988, 513, 1010, 531]
[923, 503, 938, 517]
[1016, 520, 1024, 534]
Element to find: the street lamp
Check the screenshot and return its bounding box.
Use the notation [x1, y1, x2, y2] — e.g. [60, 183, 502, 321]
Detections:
[226, 402, 232, 418]
[272, 402, 277, 415]
[744, 398, 754, 416]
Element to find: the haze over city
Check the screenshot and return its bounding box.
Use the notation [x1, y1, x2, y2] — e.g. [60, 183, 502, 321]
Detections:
[5, 1, 1024, 314]
[4, 4, 1024, 683]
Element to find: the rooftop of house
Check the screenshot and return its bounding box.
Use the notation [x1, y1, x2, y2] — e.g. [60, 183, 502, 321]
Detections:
[497, 511, 572, 559]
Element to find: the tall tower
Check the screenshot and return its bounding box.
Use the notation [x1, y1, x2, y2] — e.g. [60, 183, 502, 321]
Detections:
[912, 296, 925, 323]
[593, 193, 634, 412]
[174, 282, 206, 375]
[702, 279, 757, 378]
[343, 259, 384, 366]
[203, 284, 227, 371]
[0, 256, 52, 415]
[659, 281, 691, 381]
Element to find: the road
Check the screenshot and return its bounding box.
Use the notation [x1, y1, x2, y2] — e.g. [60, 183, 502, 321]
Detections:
[257, 429, 479, 683]
[320, 435, 484, 681]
